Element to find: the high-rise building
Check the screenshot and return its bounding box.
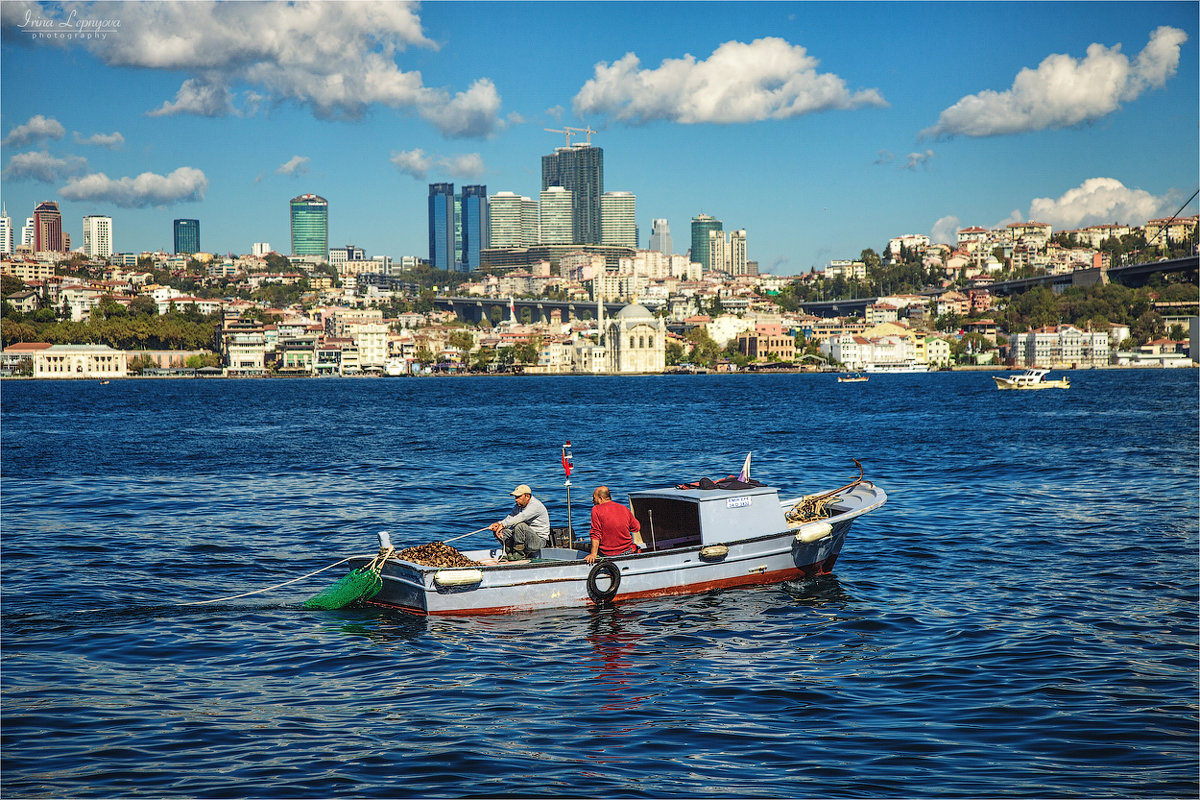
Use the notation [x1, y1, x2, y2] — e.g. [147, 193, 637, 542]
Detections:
[21, 217, 34, 250]
[82, 215, 113, 259]
[460, 185, 488, 272]
[649, 218, 672, 255]
[729, 229, 748, 276]
[427, 183, 455, 270]
[690, 213, 723, 271]
[252, 242, 271, 257]
[34, 201, 63, 253]
[601, 191, 637, 249]
[290, 194, 328, 257]
[539, 187, 573, 245]
[174, 219, 201, 255]
[541, 142, 603, 244]
[0, 206, 12, 255]
[489, 191, 539, 248]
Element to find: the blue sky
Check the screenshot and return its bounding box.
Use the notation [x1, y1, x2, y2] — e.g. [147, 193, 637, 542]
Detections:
[2, 1, 1196, 274]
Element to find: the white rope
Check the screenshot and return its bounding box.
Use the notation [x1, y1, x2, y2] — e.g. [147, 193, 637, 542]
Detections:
[176, 556, 360, 606]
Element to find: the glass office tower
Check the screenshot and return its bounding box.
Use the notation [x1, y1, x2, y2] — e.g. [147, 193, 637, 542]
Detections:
[289, 194, 328, 257]
[428, 183, 455, 271]
[690, 213, 723, 272]
[541, 144, 603, 245]
[460, 185, 488, 272]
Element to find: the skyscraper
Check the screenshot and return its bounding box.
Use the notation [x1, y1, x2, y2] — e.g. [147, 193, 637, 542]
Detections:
[427, 183, 455, 270]
[0, 206, 12, 256]
[82, 215, 113, 258]
[541, 142, 603, 244]
[649, 218, 672, 255]
[601, 191, 637, 248]
[174, 219, 200, 255]
[289, 194, 328, 257]
[729, 229, 748, 276]
[539, 187, 573, 245]
[690, 213, 723, 271]
[460, 185, 488, 272]
[33, 201, 63, 253]
[488, 191, 540, 248]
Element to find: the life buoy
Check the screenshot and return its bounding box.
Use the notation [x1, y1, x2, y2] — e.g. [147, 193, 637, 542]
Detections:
[586, 560, 621, 602]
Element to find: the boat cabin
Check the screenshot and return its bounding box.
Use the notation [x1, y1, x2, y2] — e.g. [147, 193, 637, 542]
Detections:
[627, 485, 786, 550]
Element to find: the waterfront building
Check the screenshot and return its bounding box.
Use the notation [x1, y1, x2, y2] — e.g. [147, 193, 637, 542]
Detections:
[1008, 325, 1109, 368]
[649, 218, 672, 256]
[737, 321, 796, 363]
[174, 219, 200, 255]
[82, 215, 113, 259]
[601, 191, 637, 249]
[541, 142, 603, 244]
[427, 183, 455, 270]
[601, 302, 666, 374]
[539, 187, 573, 245]
[34, 201, 63, 253]
[460, 185, 488, 272]
[690, 214, 722, 272]
[289, 194, 328, 258]
[32, 344, 127, 379]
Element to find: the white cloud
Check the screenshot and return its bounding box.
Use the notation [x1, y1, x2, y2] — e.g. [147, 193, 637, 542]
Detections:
[391, 148, 432, 179]
[25, 1, 502, 136]
[416, 79, 503, 139]
[3, 151, 87, 182]
[391, 148, 485, 180]
[930, 215, 961, 246]
[903, 150, 935, 170]
[74, 131, 125, 149]
[573, 37, 886, 124]
[59, 166, 208, 208]
[276, 155, 311, 176]
[147, 78, 237, 118]
[923, 26, 1187, 138]
[2, 114, 65, 147]
[1027, 178, 1169, 229]
[440, 153, 486, 179]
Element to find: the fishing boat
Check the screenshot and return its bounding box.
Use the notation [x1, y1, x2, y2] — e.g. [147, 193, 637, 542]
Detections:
[341, 462, 887, 616]
[992, 368, 1070, 390]
[837, 373, 868, 383]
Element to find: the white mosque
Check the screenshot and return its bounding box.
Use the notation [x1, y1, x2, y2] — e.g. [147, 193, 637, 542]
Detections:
[600, 302, 666, 374]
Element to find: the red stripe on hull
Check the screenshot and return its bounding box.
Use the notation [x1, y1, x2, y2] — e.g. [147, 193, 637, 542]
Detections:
[363, 553, 840, 617]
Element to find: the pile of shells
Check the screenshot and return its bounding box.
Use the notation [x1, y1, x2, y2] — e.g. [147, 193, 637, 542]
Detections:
[395, 541, 482, 568]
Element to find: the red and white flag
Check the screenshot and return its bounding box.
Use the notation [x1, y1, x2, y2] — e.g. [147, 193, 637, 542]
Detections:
[561, 440, 573, 478]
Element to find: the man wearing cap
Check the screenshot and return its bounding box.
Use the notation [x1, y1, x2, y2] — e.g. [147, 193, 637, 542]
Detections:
[489, 484, 551, 561]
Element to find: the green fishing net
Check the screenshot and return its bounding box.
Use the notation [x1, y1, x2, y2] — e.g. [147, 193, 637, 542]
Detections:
[303, 567, 383, 610]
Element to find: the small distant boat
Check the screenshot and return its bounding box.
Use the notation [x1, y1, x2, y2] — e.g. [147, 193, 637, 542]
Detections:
[99, 380, 110, 385]
[837, 373, 868, 383]
[993, 368, 1070, 390]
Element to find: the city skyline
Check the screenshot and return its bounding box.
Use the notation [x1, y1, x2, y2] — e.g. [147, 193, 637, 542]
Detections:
[1, 1, 1196, 272]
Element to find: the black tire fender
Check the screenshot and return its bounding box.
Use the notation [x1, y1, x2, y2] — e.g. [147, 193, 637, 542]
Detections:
[586, 560, 621, 602]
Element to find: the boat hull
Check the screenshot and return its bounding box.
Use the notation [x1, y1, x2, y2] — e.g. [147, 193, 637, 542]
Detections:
[348, 482, 886, 616]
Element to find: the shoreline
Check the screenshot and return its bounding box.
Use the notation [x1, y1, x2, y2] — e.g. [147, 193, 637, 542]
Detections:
[2, 363, 1194, 381]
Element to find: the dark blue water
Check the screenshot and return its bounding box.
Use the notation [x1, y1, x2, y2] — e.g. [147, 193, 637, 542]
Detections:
[2, 371, 1197, 798]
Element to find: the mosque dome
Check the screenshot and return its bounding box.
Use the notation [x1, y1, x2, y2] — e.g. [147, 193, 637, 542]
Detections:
[614, 304, 654, 320]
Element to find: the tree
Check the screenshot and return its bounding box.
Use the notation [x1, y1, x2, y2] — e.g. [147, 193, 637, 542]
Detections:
[685, 327, 721, 367]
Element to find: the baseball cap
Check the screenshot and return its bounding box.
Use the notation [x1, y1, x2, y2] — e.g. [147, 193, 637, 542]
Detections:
[511, 484, 532, 497]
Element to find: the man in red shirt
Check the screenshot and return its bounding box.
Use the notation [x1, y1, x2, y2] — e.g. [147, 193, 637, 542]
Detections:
[586, 485, 644, 564]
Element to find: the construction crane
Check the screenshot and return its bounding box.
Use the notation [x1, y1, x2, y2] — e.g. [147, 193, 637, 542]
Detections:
[544, 127, 574, 146]
[565, 125, 597, 146]
[544, 126, 598, 147]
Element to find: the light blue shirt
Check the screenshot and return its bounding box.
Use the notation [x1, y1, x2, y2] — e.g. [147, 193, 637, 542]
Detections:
[499, 496, 551, 542]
